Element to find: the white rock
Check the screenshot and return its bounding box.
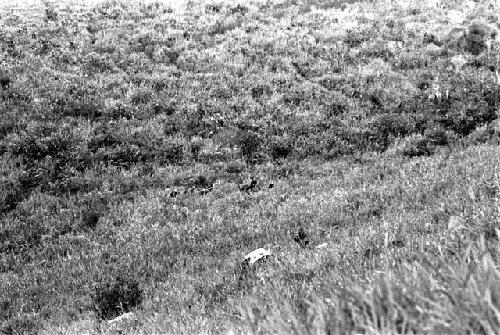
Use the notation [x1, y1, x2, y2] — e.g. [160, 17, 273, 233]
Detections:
[316, 243, 328, 249]
[107, 312, 136, 325]
[244, 248, 271, 265]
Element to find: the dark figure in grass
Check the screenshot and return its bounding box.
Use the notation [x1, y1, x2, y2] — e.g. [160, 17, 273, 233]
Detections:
[240, 180, 258, 193]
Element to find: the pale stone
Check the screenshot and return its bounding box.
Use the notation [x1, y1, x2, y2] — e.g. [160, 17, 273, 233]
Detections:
[107, 312, 136, 325]
[244, 248, 271, 265]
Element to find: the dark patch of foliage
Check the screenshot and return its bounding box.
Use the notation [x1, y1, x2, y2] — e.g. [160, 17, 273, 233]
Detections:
[366, 114, 416, 151]
[293, 227, 310, 248]
[400, 135, 435, 158]
[80, 210, 101, 231]
[269, 137, 293, 160]
[93, 275, 143, 320]
[88, 125, 184, 167]
[0, 218, 46, 271]
[5, 124, 74, 163]
[0, 73, 12, 90]
[235, 130, 262, 163]
[0, 180, 25, 214]
[0, 315, 39, 335]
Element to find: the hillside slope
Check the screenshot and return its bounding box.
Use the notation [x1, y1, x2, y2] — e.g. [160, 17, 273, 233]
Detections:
[0, 0, 499, 334]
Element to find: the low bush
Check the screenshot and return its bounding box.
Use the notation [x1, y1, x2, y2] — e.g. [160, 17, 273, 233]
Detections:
[2, 123, 78, 163]
[423, 124, 452, 146]
[0, 180, 24, 214]
[235, 130, 263, 163]
[389, 134, 435, 157]
[365, 114, 416, 151]
[0, 217, 46, 261]
[93, 275, 143, 320]
[269, 137, 293, 161]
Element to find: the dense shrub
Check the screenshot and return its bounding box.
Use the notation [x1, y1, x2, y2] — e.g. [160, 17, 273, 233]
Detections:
[0, 181, 24, 213]
[466, 123, 500, 145]
[344, 28, 373, 49]
[0, 73, 11, 89]
[0, 217, 46, 257]
[464, 21, 497, 56]
[365, 114, 416, 151]
[0, 315, 39, 335]
[269, 137, 293, 161]
[88, 125, 184, 167]
[2, 123, 76, 163]
[0, 118, 21, 140]
[437, 98, 497, 137]
[93, 275, 143, 320]
[130, 86, 154, 105]
[83, 52, 116, 73]
[389, 134, 435, 157]
[80, 210, 101, 231]
[235, 130, 262, 162]
[423, 124, 453, 146]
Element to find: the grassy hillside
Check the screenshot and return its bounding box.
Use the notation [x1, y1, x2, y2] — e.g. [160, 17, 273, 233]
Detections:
[0, 0, 499, 334]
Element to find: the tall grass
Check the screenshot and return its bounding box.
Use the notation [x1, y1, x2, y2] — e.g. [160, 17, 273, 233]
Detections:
[0, 0, 499, 333]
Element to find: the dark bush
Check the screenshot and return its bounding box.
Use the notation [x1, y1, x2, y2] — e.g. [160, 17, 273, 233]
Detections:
[103, 102, 135, 119]
[422, 32, 441, 46]
[344, 28, 372, 48]
[93, 275, 143, 320]
[0, 187, 24, 214]
[17, 169, 42, 191]
[1, 315, 39, 335]
[190, 175, 214, 190]
[89, 125, 184, 167]
[163, 49, 180, 65]
[424, 125, 450, 146]
[53, 175, 95, 195]
[130, 87, 153, 105]
[421, 72, 500, 137]
[466, 123, 498, 145]
[0, 218, 46, 256]
[0, 73, 11, 90]
[225, 161, 246, 174]
[83, 52, 116, 73]
[52, 97, 103, 120]
[151, 101, 176, 116]
[5, 124, 76, 164]
[270, 138, 293, 160]
[235, 130, 262, 162]
[88, 125, 121, 151]
[81, 210, 101, 231]
[324, 92, 351, 117]
[357, 41, 394, 60]
[397, 134, 435, 158]
[0, 119, 20, 140]
[366, 114, 415, 151]
[465, 21, 494, 56]
[155, 140, 184, 165]
[230, 4, 249, 15]
[438, 99, 496, 136]
[174, 174, 215, 193]
[163, 115, 182, 136]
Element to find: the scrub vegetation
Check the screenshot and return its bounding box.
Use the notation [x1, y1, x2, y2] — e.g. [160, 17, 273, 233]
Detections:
[0, 0, 499, 334]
